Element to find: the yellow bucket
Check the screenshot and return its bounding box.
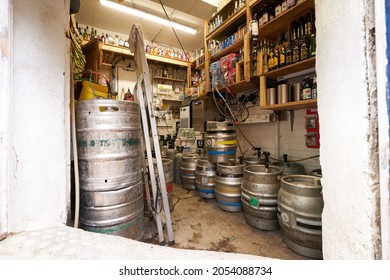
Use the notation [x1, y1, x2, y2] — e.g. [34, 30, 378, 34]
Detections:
[79, 80, 114, 100]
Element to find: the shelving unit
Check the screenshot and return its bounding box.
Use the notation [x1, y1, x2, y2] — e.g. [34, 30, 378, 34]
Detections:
[204, 2, 252, 94]
[251, 0, 317, 111]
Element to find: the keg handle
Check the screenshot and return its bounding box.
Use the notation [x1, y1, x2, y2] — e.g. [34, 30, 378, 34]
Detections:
[238, 155, 243, 164]
[253, 147, 262, 161]
[283, 154, 288, 163]
[263, 151, 270, 169]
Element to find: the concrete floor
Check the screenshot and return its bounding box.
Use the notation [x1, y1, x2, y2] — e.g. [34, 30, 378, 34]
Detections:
[144, 183, 309, 260]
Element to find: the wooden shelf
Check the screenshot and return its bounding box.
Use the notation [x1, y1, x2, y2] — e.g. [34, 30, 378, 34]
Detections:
[209, 80, 258, 95]
[263, 57, 316, 79]
[210, 37, 244, 62]
[261, 99, 317, 111]
[100, 43, 189, 67]
[153, 76, 185, 83]
[206, 6, 247, 41]
[195, 61, 205, 70]
[258, 0, 315, 39]
[162, 98, 183, 103]
[101, 62, 112, 68]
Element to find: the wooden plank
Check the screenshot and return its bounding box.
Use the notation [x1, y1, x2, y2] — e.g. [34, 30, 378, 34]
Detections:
[260, 98, 317, 111]
[204, 20, 211, 93]
[259, 76, 267, 107]
[244, 33, 251, 82]
[236, 61, 244, 83]
[210, 37, 244, 62]
[153, 76, 185, 83]
[264, 57, 316, 79]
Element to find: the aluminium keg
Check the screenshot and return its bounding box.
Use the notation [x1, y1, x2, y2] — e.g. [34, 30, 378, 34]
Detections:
[76, 99, 144, 240]
[214, 162, 245, 212]
[243, 157, 266, 166]
[205, 121, 237, 163]
[310, 168, 322, 178]
[180, 154, 199, 190]
[241, 165, 283, 230]
[195, 157, 216, 199]
[271, 161, 306, 176]
[277, 175, 324, 259]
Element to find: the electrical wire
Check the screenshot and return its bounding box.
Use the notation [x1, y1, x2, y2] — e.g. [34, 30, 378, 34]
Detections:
[235, 123, 255, 148]
[269, 154, 320, 163]
[158, 0, 190, 62]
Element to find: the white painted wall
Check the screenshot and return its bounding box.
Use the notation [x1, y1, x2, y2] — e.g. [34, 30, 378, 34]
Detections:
[316, 0, 381, 259]
[236, 108, 320, 173]
[0, 0, 12, 234]
[7, 0, 70, 231]
[374, 0, 390, 260]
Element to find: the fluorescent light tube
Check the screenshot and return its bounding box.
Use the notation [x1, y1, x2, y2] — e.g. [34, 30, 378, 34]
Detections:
[100, 0, 197, 34]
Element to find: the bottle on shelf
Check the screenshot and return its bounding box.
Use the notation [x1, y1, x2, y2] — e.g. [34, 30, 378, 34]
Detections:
[100, 32, 106, 43]
[250, 13, 259, 42]
[281, 0, 288, 13]
[285, 41, 292, 66]
[287, 0, 296, 9]
[312, 75, 317, 99]
[275, 0, 282, 18]
[301, 76, 312, 100]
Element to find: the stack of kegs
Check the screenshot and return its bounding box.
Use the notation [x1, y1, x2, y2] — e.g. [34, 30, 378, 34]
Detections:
[214, 161, 245, 212]
[76, 99, 144, 240]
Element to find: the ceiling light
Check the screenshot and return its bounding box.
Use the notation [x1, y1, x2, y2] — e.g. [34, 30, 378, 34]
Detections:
[201, 0, 218, 7]
[100, 0, 197, 35]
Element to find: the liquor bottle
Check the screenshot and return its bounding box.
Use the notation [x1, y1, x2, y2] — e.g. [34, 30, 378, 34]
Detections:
[287, 0, 296, 9]
[312, 75, 317, 98]
[309, 33, 316, 57]
[275, 0, 282, 17]
[262, 39, 269, 73]
[85, 26, 90, 40]
[258, 8, 264, 27]
[285, 41, 292, 66]
[94, 29, 97, 40]
[300, 24, 309, 60]
[100, 32, 105, 43]
[301, 76, 312, 100]
[279, 42, 286, 68]
[83, 27, 88, 40]
[291, 25, 300, 63]
[273, 44, 279, 69]
[281, 0, 288, 13]
[268, 44, 274, 71]
[251, 13, 259, 41]
[90, 27, 95, 39]
[262, 4, 269, 25]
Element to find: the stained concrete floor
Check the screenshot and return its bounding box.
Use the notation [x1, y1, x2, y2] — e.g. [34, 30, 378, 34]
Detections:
[144, 183, 309, 260]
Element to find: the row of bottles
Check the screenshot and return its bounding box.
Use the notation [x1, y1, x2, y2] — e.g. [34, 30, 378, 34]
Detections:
[209, 0, 246, 33]
[252, 0, 302, 30]
[145, 44, 188, 61]
[77, 23, 190, 62]
[78, 24, 130, 47]
[250, 11, 316, 75]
